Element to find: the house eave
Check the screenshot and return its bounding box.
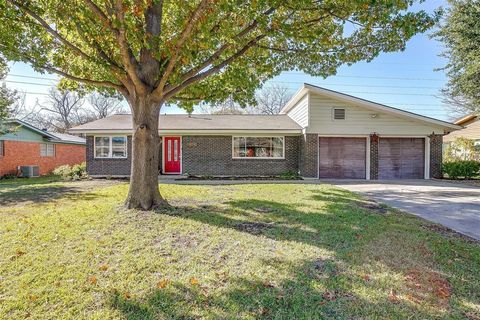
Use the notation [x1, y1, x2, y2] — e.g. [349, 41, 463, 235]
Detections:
[68, 129, 303, 135]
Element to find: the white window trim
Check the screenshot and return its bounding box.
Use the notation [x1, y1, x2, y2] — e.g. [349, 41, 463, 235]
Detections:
[40, 143, 56, 157]
[332, 107, 347, 121]
[93, 135, 128, 159]
[231, 136, 285, 159]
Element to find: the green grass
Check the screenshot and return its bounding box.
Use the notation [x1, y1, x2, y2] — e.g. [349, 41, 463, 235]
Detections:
[0, 180, 479, 319]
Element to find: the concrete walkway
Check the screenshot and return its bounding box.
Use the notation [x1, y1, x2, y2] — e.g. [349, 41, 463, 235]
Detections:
[329, 179, 480, 240]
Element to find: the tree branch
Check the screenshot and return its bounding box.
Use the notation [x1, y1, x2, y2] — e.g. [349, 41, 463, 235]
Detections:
[42, 65, 127, 94]
[7, 0, 98, 63]
[162, 34, 266, 101]
[156, 0, 211, 94]
[156, 6, 277, 98]
[113, 0, 147, 94]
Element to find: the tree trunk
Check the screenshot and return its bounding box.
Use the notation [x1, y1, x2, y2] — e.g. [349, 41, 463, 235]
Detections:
[124, 96, 168, 210]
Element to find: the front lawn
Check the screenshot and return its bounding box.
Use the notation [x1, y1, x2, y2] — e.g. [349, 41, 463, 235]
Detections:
[0, 180, 479, 319]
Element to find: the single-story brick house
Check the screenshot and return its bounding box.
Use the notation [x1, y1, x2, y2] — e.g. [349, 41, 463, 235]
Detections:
[69, 84, 461, 180]
[0, 119, 86, 177]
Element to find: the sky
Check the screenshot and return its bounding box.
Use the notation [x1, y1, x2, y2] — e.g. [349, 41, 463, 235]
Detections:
[3, 0, 455, 121]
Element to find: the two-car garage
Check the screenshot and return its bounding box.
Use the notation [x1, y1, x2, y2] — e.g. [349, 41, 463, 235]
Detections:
[318, 136, 426, 180]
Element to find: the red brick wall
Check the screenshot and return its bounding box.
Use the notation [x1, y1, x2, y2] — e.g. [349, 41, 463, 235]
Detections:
[0, 140, 86, 176]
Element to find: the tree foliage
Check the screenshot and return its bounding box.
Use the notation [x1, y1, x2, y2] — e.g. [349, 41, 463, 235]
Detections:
[434, 0, 480, 115]
[0, 0, 438, 209]
[444, 137, 480, 162]
[0, 0, 437, 108]
[0, 59, 17, 120]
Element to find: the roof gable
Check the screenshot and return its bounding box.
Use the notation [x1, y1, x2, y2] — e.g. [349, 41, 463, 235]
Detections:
[281, 83, 462, 131]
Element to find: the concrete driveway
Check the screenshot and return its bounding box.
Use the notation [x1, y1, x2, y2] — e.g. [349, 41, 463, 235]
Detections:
[329, 179, 480, 240]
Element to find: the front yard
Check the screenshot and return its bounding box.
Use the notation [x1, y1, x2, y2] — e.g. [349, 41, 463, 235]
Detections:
[0, 179, 479, 319]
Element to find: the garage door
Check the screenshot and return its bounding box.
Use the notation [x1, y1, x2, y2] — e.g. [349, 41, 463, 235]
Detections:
[319, 137, 366, 179]
[379, 138, 425, 179]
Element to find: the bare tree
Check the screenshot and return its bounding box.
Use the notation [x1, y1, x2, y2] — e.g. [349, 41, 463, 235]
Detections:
[88, 93, 126, 119]
[254, 85, 292, 115]
[34, 88, 85, 132]
[199, 96, 246, 114]
[200, 85, 291, 115]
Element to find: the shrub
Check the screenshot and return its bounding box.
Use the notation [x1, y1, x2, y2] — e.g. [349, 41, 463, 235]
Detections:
[1, 173, 17, 180]
[53, 162, 88, 180]
[443, 160, 480, 179]
[444, 137, 480, 162]
[279, 170, 300, 180]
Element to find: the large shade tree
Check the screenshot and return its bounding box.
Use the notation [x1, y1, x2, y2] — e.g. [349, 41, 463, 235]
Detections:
[434, 0, 480, 116]
[0, 0, 436, 209]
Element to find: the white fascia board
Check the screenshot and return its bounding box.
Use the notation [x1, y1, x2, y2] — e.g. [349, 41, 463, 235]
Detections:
[70, 129, 302, 136]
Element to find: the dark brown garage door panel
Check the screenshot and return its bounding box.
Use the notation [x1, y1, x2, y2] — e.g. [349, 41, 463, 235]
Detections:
[319, 137, 366, 179]
[379, 138, 425, 179]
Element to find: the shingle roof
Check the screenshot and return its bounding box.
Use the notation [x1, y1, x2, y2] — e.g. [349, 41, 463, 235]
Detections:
[5, 119, 85, 144]
[69, 114, 302, 132]
[48, 132, 86, 144]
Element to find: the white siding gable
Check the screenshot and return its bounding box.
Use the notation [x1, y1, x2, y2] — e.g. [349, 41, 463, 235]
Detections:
[307, 93, 446, 136]
[286, 94, 309, 128]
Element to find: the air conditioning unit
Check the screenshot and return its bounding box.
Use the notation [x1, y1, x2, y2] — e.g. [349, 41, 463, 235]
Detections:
[18, 166, 40, 178]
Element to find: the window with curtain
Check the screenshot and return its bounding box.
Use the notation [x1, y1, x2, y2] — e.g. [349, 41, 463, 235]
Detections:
[94, 136, 127, 158]
[0, 140, 4, 156]
[232, 137, 284, 158]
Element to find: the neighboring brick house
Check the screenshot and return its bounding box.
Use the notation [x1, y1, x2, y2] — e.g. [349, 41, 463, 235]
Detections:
[70, 84, 461, 180]
[0, 119, 86, 177]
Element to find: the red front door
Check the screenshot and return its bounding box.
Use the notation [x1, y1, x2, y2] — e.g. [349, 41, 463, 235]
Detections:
[164, 137, 181, 174]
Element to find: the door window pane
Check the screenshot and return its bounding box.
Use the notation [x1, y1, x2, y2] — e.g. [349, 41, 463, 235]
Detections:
[167, 140, 172, 161]
[173, 139, 178, 161]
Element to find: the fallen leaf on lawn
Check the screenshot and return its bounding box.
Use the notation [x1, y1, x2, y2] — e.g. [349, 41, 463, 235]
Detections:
[465, 311, 480, 320]
[29, 295, 38, 302]
[362, 274, 371, 282]
[157, 279, 170, 289]
[88, 276, 98, 285]
[123, 292, 131, 299]
[388, 289, 400, 303]
[99, 264, 109, 271]
[322, 290, 337, 301]
[190, 278, 199, 286]
[259, 307, 269, 315]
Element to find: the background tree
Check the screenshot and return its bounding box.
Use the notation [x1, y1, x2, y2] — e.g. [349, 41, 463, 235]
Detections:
[34, 88, 85, 133]
[88, 92, 126, 120]
[200, 85, 292, 114]
[0, 59, 17, 121]
[434, 0, 480, 116]
[254, 84, 291, 115]
[0, 0, 437, 209]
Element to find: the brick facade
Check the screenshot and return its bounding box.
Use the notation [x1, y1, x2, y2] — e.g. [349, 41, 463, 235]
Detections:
[0, 140, 85, 177]
[369, 134, 379, 180]
[298, 133, 318, 178]
[182, 136, 299, 176]
[86, 136, 132, 176]
[429, 134, 443, 179]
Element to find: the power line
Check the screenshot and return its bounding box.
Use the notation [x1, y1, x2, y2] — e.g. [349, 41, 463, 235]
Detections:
[280, 73, 445, 81]
[7, 73, 58, 81]
[9, 72, 445, 82]
[3, 79, 442, 97]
